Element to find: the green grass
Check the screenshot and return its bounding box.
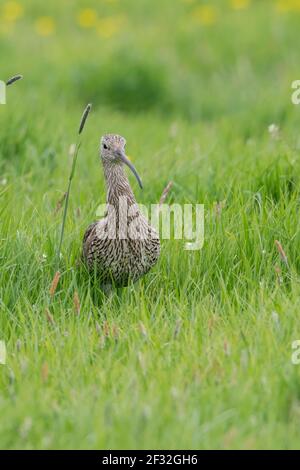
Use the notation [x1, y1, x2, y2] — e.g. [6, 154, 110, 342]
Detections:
[1, 0, 300, 449]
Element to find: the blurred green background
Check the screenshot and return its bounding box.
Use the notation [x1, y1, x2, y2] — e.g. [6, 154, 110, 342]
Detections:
[1, 0, 300, 122]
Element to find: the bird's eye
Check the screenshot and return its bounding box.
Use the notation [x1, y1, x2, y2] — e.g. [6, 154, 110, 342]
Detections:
[103, 144, 108, 150]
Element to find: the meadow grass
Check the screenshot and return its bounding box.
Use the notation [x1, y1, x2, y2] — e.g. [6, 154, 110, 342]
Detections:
[1, 0, 300, 449]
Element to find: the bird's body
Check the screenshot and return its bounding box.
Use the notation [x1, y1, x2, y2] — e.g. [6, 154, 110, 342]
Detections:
[82, 134, 160, 288]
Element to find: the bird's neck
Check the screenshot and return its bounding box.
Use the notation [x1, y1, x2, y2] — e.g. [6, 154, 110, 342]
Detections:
[103, 162, 137, 209]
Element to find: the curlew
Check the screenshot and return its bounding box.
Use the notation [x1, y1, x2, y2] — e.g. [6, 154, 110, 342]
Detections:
[82, 134, 160, 289]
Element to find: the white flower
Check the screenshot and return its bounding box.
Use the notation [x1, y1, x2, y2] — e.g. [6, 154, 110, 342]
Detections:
[268, 123, 280, 139]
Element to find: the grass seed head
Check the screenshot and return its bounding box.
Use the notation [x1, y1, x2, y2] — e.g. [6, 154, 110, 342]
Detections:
[73, 291, 81, 315]
[275, 240, 288, 266]
[103, 321, 110, 337]
[41, 362, 49, 383]
[6, 74, 23, 86]
[49, 271, 61, 297]
[78, 103, 92, 134]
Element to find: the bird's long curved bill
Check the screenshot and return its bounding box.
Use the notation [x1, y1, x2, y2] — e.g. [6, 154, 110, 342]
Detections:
[119, 152, 143, 189]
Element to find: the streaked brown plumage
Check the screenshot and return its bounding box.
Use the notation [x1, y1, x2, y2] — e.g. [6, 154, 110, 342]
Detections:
[82, 134, 160, 288]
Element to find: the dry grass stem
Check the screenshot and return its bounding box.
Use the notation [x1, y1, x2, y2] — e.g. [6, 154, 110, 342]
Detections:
[45, 308, 55, 325]
[159, 181, 173, 207]
[73, 291, 81, 315]
[275, 240, 289, 267]
[54, 193, 67, 214]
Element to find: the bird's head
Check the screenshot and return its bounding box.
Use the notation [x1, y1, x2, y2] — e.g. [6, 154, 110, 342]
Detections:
[100, 134, 143, 189]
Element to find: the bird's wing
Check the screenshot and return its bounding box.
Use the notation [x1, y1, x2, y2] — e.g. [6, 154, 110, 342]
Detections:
[82, 221, 98, 259]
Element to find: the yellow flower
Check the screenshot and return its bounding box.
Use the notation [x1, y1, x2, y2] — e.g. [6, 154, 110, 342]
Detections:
[96, 15, 126, 38]
[230, 0, 250, 10]
[2, 1, 24, 22]
[191, 5, 218, 26]
[35, 17, 55, 36]
[276, 0, 300, 12]
[77, 9, 97, 28]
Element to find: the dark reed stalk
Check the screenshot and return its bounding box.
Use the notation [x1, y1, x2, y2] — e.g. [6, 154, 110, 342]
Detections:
[57, 104, 92, 261]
